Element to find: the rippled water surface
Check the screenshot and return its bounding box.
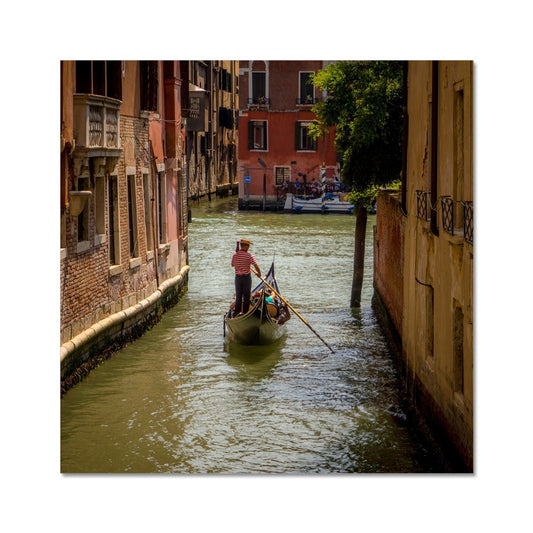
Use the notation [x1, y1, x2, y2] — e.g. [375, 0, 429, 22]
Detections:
[61, 197, 440, 473]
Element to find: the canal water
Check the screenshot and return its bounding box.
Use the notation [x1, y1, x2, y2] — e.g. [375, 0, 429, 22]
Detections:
[61, 197, 442, 473]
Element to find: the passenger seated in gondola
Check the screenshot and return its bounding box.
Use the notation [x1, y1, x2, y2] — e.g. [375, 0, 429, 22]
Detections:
[265, 290, 279, 318]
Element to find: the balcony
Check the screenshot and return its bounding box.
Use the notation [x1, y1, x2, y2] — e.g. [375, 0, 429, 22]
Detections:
[416, 190, 432, 221]
[416, 190, 473, 245]
[248, 96, 270, 109]
[72, 94, 122, 176]
[296, 96, 318, 106]
[440, 195, 473, 245]
[462, 200, 474, 245]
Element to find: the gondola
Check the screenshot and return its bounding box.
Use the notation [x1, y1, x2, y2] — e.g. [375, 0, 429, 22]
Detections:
[283, 192, 354, 213]
[224, 263, 290, 345]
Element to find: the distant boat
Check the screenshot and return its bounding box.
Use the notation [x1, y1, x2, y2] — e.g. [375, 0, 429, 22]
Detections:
[224, 263, 290, 345]
[283, 192, 354, 214]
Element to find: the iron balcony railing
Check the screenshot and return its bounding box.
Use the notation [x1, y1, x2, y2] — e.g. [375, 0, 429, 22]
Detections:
[441, 195, 455, 234]
[248, 97, 271, 106]
[296, 96, 318, 105]
[462, 200, 473, 244]
[440, 195, 474, 245]
[416, 190, 432, 221]
[416, 190, 473, 245]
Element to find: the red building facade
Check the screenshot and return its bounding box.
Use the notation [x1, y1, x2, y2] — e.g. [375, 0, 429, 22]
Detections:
[238, 61, 338, 208]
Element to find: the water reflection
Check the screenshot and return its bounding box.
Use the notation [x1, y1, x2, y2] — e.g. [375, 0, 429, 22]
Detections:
[61, 196, 442, 473]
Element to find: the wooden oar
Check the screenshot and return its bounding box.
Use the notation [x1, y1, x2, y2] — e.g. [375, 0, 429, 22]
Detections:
[252, 269, 335, 353]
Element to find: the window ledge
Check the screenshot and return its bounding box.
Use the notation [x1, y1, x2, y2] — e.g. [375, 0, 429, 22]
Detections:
[109, 264, 123, 277]
[129, 257, 142, 269]
[146, 250, 154, 260]
[60, 248, 67, 261]
[76, 241, 90, 254]
[94, 234, 107, 246]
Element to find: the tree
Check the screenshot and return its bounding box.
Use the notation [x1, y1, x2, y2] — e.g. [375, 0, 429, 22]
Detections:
[311, 61, 405, 307]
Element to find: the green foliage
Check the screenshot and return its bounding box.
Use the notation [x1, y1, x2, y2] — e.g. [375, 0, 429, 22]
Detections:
[311, 61, 404, 193]
[346, 180, 401, 209]
[346, 185, 379, 209]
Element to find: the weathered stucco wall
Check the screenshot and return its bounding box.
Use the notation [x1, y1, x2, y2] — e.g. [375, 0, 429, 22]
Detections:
[402, 61, 474, 471]
[374, 61, 473, 471]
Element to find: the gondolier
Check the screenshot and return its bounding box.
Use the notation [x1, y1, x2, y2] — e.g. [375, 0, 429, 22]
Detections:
[231, 238, 262, 316]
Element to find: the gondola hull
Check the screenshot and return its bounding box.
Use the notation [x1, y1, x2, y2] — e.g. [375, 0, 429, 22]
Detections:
[224, 262, 289, 346]
[224, 298, 287, 345]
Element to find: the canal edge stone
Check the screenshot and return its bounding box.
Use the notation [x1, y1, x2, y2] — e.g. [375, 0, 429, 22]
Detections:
[60, 265, 190, 393]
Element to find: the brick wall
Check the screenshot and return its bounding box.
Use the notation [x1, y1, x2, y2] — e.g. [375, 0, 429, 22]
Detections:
[60, 114, 159, 344]
[373, 189, 404, 336]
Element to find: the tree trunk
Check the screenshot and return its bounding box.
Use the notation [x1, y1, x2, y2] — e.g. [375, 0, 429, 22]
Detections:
[351, 206, 368, 307]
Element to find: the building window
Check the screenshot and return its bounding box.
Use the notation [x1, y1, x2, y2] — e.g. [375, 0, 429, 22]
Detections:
[94, 176, 105, 237]
[157, 172, 167, 244]
[248, 120, 268, 151]
[252, 72, 266, 103]
[295, 121, 317, 151]
[140, 61, 158, 112]
[77, 177, 90, 244]
[75, 61, 122, 100]
[453, 304, 465, 396]
[127, 174, 139, 258]
[299, 72, 315, 104]
[143, 173, 153, 252]
[108, 175, 120, 265]
[453, 82, 465, 230]
[220, 68, 232, 92]
[275, 166, 290, 185]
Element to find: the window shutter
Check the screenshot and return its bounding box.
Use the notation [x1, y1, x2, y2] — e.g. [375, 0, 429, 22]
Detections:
[248, 121, 254, 149]
[263, 121, 267, 150]
[295, 122, 301, 150]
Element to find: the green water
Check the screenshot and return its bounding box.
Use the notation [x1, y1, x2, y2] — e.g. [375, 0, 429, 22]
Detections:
[61, 197, 441, 473]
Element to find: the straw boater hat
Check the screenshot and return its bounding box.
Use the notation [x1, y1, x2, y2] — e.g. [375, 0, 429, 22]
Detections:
[240, 239, 253, 246]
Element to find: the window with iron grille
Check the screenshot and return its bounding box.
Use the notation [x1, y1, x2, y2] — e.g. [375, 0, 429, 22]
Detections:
[275, 167, 290, 185]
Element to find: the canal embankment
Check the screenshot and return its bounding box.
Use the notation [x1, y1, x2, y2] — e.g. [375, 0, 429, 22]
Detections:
[60, 265, 189, 395]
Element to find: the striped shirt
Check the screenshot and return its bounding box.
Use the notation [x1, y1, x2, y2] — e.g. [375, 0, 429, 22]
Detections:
[232, 250, 258, 275]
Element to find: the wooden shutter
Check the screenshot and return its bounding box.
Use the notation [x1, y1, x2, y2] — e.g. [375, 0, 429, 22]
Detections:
[248, 121, 254, 149]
